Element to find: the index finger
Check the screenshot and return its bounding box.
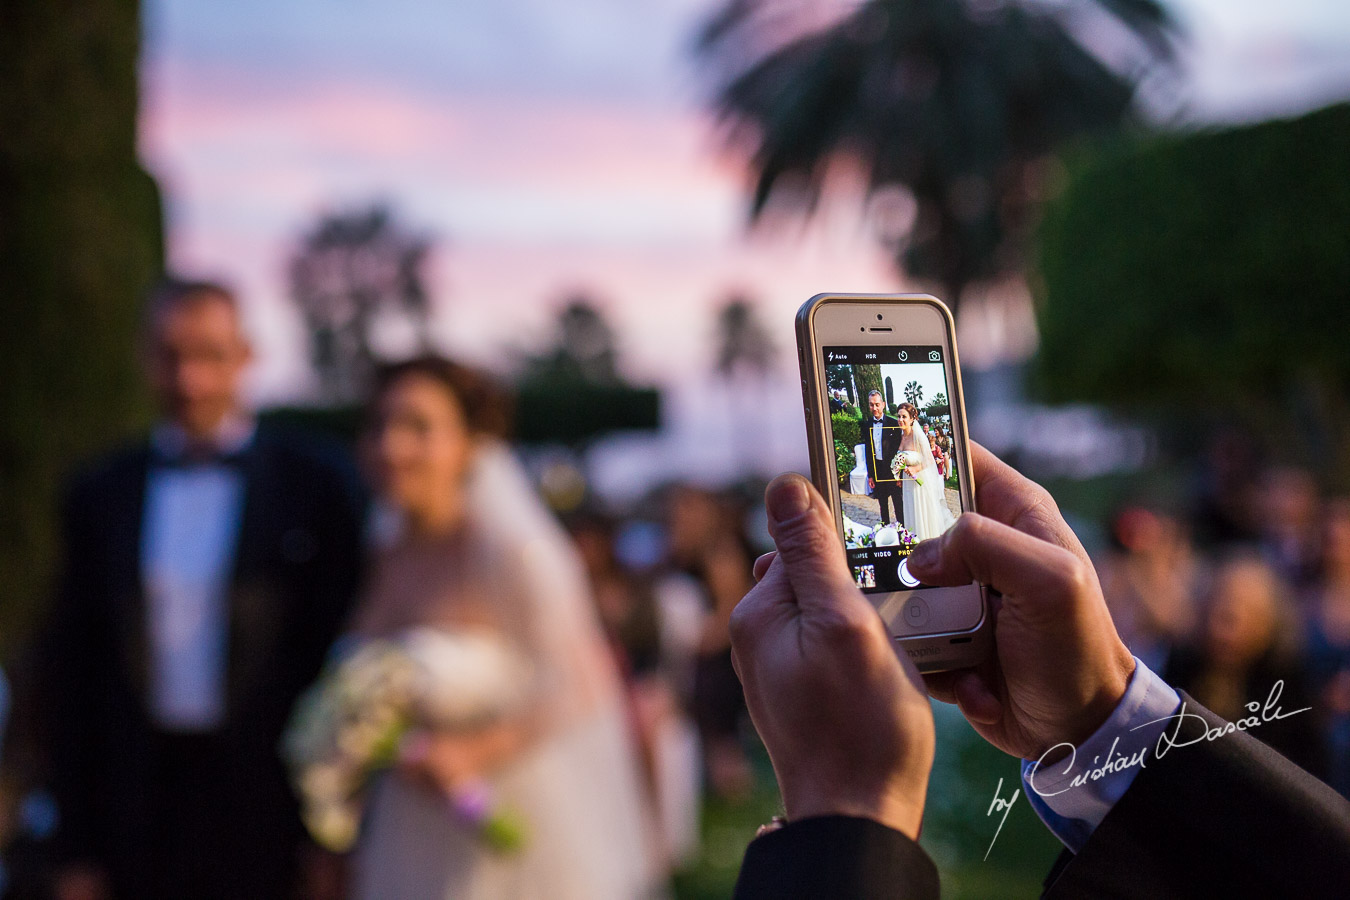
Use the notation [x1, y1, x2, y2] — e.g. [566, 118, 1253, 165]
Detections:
[907, 513, 1084, 617]
[968, 441, 1091, 568]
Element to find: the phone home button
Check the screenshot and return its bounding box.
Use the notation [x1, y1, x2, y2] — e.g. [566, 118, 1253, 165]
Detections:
[902, 597, 930, 628]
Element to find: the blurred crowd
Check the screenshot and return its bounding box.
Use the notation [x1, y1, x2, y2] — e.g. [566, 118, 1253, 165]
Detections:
[1, 277, 1348, 900]
[0, 280, 767, 900]
[1099, 435, 1350, 798]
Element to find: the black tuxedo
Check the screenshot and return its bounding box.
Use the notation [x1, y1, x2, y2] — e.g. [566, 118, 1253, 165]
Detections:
[862, 414, 902, 524]
[39, 424, 366, 900]
[734, 692, 1350, 899]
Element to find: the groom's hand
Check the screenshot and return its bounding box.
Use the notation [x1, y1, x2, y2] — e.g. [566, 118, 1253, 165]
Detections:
[731, 474, 934, 840]
[908, 443, 1136, 760]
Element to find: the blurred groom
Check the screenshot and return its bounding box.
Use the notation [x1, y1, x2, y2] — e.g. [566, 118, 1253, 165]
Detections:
[40, 280, 366, 900]
[863, 390, 901, 525]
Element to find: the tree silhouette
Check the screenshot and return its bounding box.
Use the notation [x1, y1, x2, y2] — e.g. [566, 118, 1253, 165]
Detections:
[520, 297, 621, 386]
[513, 298, 661, 447]
[698, 0, 1179, 316]
[904, 380, 924, 407]
[713, 296, 777, 379]
[288, 204, 434, 403]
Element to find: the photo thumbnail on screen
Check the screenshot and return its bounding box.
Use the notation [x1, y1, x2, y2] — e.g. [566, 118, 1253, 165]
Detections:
[824, 346, 963, 564]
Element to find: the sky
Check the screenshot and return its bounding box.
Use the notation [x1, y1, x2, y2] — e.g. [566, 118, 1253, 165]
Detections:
[137, 0, 1350, 484]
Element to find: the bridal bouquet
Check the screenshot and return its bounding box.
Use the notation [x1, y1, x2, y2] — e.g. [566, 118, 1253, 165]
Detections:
[891, 450, 924, 486]
[283, 629, 533, 855]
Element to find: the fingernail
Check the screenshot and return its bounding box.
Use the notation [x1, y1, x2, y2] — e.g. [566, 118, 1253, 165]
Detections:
[767, 477, 810, 522]
[909, 539, 938, 570]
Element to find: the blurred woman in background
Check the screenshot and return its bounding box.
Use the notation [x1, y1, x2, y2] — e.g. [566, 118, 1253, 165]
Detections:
[1099, 506, 1198, 673]
[1308, 499, 1350, 797]
[1165, 553, 1325, 779]
[349, 357, 656, 900]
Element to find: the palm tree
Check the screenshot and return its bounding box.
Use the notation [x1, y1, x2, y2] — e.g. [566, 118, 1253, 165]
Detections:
[904, 379, 923, 407]
[520, 297, 622, 386]
[289, 204, 434, 402]
[712, 296, 778, 470]
[698, 0, 1179, 316]
[713, 296, 777, 379]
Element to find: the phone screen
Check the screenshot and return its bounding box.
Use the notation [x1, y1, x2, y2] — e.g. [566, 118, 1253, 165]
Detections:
[822, 345, 964, 594]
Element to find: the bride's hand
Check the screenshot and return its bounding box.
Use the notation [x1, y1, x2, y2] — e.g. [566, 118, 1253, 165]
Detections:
[398, 724, 523, 794]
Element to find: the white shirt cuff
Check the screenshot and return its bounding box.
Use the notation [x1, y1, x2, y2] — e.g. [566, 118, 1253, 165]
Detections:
[1019, 656, 1181, 853]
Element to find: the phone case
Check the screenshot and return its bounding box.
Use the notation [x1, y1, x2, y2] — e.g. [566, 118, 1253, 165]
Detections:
[795, 293, 992, 673]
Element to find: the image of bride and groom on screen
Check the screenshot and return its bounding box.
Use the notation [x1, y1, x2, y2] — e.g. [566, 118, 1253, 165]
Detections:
[841, 392, 959, 550]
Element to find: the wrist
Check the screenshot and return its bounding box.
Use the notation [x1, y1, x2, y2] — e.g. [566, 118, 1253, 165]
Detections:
[781, 780, 926, 841]
[1055, 647, 1136, 755]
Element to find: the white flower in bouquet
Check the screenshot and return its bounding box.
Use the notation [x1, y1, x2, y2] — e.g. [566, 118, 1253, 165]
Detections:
[402, 629, 532, 730]
[283, 629, 534, 854]
[891, 450, 924, 486]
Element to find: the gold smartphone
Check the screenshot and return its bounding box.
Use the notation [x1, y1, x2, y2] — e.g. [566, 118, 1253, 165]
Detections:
[796, 293, 991, 672]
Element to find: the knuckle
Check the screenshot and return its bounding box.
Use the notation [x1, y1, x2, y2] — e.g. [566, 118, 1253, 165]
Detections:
[773, 510, 834, 560]
[1054, 551, 1094, 599]
[948, 512, 986, 547]
[812, 601, 878, 648]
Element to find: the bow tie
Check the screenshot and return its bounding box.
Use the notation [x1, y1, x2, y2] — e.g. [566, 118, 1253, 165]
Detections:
[150, 444, 249, 470]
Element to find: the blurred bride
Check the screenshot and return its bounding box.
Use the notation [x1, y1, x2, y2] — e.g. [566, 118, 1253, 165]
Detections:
[892, 403, 957, 541]
[349, 357, 657, 900]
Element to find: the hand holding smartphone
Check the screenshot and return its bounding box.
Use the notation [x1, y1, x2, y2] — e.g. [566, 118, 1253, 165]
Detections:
[796, 294, 991, 672]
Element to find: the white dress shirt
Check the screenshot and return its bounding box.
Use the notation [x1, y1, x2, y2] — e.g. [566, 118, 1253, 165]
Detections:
[872, 419, 884, 460]
[141, 417, 254, 732]
[1020, 657, 1182, 852]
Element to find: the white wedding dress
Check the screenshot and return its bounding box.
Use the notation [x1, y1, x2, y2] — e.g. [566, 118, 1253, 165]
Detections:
[900, 427, 957, 541]
[351, 443, 658, 900]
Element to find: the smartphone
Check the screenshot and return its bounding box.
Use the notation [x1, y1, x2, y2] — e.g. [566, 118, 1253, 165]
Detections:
[796, 293, 991, 672]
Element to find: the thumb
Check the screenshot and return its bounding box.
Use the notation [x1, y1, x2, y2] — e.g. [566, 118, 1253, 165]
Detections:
[764, 474, 856, 609]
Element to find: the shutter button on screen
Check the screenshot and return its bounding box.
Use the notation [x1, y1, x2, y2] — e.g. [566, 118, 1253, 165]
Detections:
[897, 557, 921, 588]
[902, 597, 930, 628]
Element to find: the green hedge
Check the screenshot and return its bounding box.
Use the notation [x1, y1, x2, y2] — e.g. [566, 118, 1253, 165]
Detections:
[0, 0, 163, 652]
[1033, 102, 1350, 481]
[1034, 103, 1350, 408]
[831, 409, 863, 451]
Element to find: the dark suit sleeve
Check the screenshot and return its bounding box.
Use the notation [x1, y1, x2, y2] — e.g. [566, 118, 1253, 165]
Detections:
[41, 474, 112, 867]
[1045, 691, 1350, 898]
[734, 815, 939, 900]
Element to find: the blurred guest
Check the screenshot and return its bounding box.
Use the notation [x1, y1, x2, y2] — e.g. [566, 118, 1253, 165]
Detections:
[1308, 499, 1350, 797]
[662, 485, 755, 800]
[38, 280, 367, 900]
[348, 358, 656, 900]
[929, 434, 947, 478]
[569, 513, 663, 678]
[1098, 506, 1198, 673]
[568, 513, 701, 868]
[1165, 554, 1326, 778]
[1261, 466, 1323, 591]
[1191, 427, 1263, 548]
